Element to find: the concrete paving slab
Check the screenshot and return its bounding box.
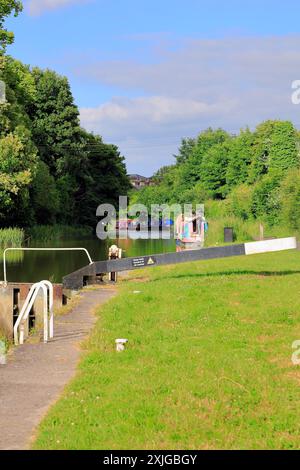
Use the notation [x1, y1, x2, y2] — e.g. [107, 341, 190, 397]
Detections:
[0, 287, 116, 450]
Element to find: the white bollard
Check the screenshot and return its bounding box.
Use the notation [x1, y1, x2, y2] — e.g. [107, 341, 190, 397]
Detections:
[115, 339, 128, 352]
[0, 340, 7, 365]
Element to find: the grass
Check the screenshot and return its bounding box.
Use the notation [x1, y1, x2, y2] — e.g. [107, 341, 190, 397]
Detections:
[204, 217, 296, 247]
[0, 228, 24, 248]
[33, 250, 300, 450]
[204, 199, 296, 246]
[29, 225, 93, 241]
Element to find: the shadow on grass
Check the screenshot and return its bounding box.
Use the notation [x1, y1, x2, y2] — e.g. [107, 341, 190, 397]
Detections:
[150, 270, 300, 283]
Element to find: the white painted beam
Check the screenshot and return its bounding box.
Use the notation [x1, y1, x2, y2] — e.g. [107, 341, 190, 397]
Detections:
[244, 237, 297, 256]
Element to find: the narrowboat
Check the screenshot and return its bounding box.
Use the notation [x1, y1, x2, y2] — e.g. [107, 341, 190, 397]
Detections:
[175, 214, 208, 252]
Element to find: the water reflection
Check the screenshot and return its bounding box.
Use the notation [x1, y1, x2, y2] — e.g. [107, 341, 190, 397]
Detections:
[0, 237, 176, 284]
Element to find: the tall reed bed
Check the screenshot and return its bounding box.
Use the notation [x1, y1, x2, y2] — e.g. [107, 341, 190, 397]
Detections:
[30, 225, 93, 242]
[0, 228, 24, 248]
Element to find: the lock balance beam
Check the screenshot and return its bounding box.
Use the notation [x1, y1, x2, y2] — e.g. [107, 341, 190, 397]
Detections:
[63, 237, 297, 291]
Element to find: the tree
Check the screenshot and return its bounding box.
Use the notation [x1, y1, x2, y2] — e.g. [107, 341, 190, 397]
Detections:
[279, 169, 300, 230]
[29, 68, 83, 175]
[0, 0, 22, 54]
[269, 121, 299, 172]
[226, 128, 253, 190]
[174, 138, 196, 165]
[228, 184, 253, 220]
[200, 143, 230, 198]
[0, 126, 37, 224]
[177, 128, 229, 190]
[249, 121, 299, 182]
[31, 161, 60, 224]
[0, 8, 132, 228]
[0, 56, 36, 135]
[73, 133, 131, 226]
[251, 171, 282, 225]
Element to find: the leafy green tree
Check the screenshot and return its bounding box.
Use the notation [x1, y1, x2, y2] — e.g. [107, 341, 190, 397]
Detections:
[0, 6, 132, 228]
[228, 184, 253, 220]
[179, 182, 212, 207]
[0, 56, 36, 134]
[248, 121, 274, 181]
[251, 171, 282, 225]
[73, 133, 131, 226]
[0, 0, 22, 54]
[0, 126, 37, 223]
[152, 165, 176, 184]
[136, 185, 172, 208]
[29, 68, 83, 175]
[249, 121, 299, 182]
[174, 138, 196, 165]
[177, 128, 229, 191]
[268, 121, 299, 172]
[279, 169, 300, 230]
[200, 142, 230, 198]
[226, 128, 253, 189]
[31, 161, 60, 224]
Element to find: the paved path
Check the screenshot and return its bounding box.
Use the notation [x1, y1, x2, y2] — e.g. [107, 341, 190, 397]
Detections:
[0, 287, 116, 450]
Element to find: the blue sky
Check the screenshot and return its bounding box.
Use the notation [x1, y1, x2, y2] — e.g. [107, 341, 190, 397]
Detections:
[6, 0, 300, 175]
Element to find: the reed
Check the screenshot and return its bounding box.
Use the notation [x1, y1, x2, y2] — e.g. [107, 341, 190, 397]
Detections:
[29, 225, 93, 242]
[0, 228, 24, 248]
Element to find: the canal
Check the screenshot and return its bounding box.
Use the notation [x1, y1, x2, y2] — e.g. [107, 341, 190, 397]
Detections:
[0, 237, 176, 284]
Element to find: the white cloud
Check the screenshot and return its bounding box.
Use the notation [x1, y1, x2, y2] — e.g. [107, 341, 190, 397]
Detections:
[27, 0, 90, 16]
[80, 95, 238, 174]
[80, 96, 234, 129]
[77, 35, 300, 174]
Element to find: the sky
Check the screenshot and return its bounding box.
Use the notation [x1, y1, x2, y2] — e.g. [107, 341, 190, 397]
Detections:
[5, 0, 300, 175]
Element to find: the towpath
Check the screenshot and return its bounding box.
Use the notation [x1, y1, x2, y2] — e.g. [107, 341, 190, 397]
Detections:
[0, 287, 116, 450]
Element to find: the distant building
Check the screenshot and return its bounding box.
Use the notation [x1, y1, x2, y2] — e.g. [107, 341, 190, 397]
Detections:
[129, 174, 154, 189]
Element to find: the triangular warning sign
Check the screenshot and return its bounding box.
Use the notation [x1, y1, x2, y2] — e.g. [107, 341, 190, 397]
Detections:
[147, 257, 155, 265]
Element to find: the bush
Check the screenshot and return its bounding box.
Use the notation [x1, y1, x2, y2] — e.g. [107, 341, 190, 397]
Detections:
[279, 169, 300, 230]
[228, 184, 253, 220]
[251, 172, 282, 225]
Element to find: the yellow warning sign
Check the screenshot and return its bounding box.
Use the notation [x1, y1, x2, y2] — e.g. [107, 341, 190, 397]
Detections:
[147, 257, 155, 265]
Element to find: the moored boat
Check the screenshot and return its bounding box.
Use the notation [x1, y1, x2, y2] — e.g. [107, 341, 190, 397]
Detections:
[175, 214, 208, 252]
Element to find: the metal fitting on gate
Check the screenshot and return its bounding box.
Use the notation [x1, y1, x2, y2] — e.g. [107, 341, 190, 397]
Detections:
[108, 245, 122, 282]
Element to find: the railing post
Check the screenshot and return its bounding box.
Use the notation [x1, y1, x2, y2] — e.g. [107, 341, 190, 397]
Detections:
[43, 283, 48, 344]
[42, 280, 54, 339]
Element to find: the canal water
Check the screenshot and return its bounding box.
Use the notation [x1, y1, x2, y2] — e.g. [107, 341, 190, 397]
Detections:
[0, 237, 176, 284]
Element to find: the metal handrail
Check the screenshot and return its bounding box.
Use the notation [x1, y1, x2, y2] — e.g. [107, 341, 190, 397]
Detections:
[3, 247, 93, 285]
[42, 280, 54, 339]
[14, 281, 54, 345]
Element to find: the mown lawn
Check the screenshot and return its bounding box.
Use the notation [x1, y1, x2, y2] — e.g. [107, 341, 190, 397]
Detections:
[34, 251, 300, 449]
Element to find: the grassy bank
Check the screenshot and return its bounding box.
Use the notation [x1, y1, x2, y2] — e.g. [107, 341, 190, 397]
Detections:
[204, 217, 295, 247]
[204, 200, 295, 246]
[34, 250, 300, 450]
[29, 225, 93, 241]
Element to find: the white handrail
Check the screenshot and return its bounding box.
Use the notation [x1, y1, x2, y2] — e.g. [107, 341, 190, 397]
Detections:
[20, 283, 48, 345]
[42, 280, 54, 339]
[14, 281, 54, 345]
[14, 282, 40, 345]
